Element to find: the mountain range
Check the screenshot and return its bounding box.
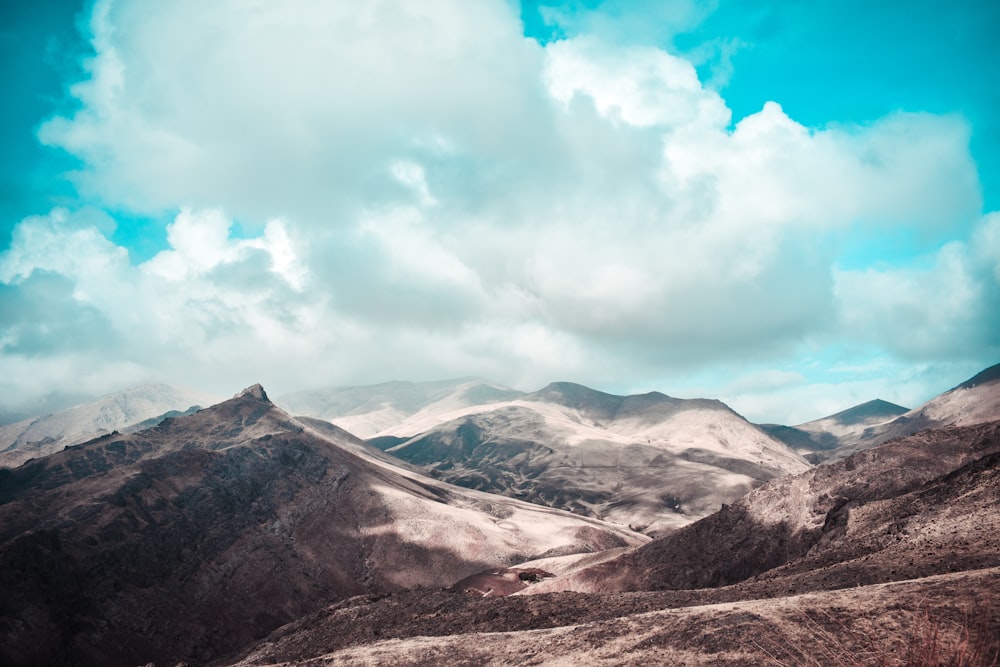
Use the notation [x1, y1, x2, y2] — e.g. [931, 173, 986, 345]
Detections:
[0, 364, 998, 665]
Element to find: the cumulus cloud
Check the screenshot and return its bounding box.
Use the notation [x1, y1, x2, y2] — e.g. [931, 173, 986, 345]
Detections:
[1, 0, 995, 422]
[835, 213, 1000, 360]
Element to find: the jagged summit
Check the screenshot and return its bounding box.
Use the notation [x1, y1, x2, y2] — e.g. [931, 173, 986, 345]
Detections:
[234, 384, 270, 402]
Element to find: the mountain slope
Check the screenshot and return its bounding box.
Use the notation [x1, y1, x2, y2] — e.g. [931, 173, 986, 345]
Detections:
[0, 385, 641, 667]
[227, 567, 1000, 666]
[377, 382, 809, 535]
[0, 383, 220, 468]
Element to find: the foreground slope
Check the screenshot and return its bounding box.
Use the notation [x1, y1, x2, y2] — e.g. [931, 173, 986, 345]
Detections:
[0, 383, 219, 468]
[224, 419, 1000, 665]
[376, 382, 809, 535]
[0, 385, 641, 667]
[228, 568, 1000, 666]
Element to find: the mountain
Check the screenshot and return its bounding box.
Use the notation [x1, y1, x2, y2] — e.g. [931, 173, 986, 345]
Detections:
[761, 397, 909, 458]
[373, 382, 809, 536]
[222, 417, 1000, 666]
[0, 383, 220, 469]
[275, 378, 524, 438]
[0, 385, 641, 667]
[763, 363, 1000, 463]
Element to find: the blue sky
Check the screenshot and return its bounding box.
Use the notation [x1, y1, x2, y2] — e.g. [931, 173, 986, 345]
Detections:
[0, 0, 998, 424]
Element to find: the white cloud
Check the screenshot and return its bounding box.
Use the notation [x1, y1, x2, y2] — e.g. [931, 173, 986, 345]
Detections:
[834, 214, 1000, 360]
[1, 0, 995, 423]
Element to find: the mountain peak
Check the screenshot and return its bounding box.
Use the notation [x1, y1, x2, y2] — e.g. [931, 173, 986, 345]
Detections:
[235, 384, 270, 402]
[828, 398, 909, 426]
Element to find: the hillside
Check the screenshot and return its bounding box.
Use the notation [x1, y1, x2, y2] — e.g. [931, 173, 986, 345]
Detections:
[761, 398, 909, 456]
[523, 419, 1000, 595]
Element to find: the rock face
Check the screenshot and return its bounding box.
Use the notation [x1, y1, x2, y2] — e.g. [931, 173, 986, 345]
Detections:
[0, 383, 220, 468]
[375, 382, 809, 535]
[0, 386, 642, 667]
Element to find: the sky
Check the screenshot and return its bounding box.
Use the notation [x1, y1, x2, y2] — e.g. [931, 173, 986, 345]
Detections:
[0, 0, 998, 425]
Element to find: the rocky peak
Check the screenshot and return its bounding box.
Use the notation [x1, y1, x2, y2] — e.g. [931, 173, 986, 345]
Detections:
[235, 384, 270, 402]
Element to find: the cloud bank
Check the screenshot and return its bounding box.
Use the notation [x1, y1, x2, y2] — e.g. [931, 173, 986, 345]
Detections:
[1, 0, 997, 422]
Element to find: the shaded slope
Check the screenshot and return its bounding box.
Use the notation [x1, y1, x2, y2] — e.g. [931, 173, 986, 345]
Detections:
[0, 385, 641, 667]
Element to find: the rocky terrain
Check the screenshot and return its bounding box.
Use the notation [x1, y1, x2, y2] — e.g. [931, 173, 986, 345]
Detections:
[0, 383, 219, 468]
[0, 385, 640, 666]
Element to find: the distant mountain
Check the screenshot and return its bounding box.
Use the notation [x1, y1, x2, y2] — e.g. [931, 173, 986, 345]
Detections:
[276, 378, 524, 438]
[0, 390, 96, 427]
[372, 382, 809, 536]
[0, 384, 641, 667]
[761, 397, 909, 457]
[762, 363, 1000, 463]
[0, 383, 220, 468]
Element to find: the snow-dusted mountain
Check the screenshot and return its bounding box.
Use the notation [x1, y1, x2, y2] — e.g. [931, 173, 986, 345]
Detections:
[365, 382, 809, 535]
[0, 383, 221, 468]
[276, 378, 524, 438]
